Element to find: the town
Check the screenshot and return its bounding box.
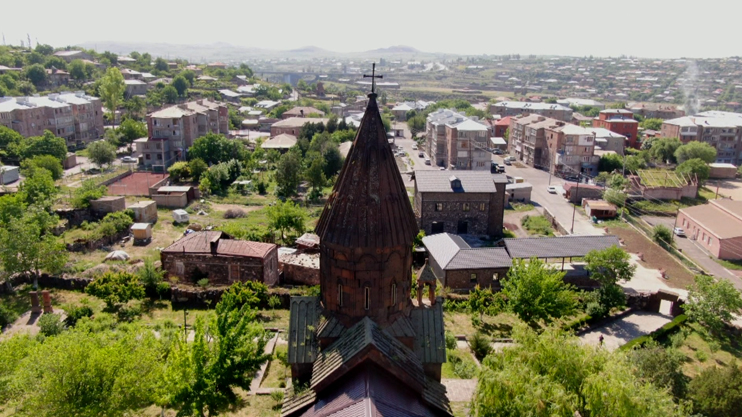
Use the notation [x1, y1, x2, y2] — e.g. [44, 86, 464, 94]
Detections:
[1, 25, 742, 417]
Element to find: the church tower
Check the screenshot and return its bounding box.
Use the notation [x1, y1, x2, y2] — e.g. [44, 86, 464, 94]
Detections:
[315, 85, 418, 327]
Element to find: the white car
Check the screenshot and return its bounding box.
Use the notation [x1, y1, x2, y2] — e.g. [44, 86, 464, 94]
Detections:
[121, 156, 137, 163]
[673, 227, 686, 237]
[412, 144, 418, 150]
[547, 186, 557, 194]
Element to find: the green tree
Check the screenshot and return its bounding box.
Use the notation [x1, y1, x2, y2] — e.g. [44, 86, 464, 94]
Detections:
[629, 344, 687, 399]
[649, 137, 682, 164]
[473, 325, 686, 417]
[624, 154, 647, 172]
[68, 59, 87, 81]
[0, 125, 24, 162]
[683, 274, 742, 333]
[21, 154, 63, 180]
[188, 158, 208, 181]
[71, 179, 107, 208]
[87, 140, 117, 169]
[501, 258, 578, 324]
[676, 158, 710, 183]
[24, 64, 47, 87]
[136, 257, 166, 297]
[266, 200, 306, 244]
[407, 114, 427, 137]
[674, 141, 717, 164]
[188, 133, 244, 165]
[687, 364, 742, 417]
[172, 75, 188, 96]
[305, 153, 326, 191]
[117, 118, 147, 151]
[34, 44, 54, 55]
[85, 271, 145, 310]
[652, 224, 673, 246]
[0, 213, 67, 289]
[98, 67, 126, 122]
[154, 57, 169, 72]
[122, 96, 147, 120]
[469, 285, 499, 320]
[162, 85, 178, 104]
[598, 153, 623, 172]
[163, 291, 270, 416]
[168, 161, 191, 182]
[275, 151, 302, 197]
[19, 168, 57, 209]
[21, 130, 67, 161]
[603, 188, 627, 207]
[179, 70, 195, 86]
[640, 118, 664, 131]
[584, 245, 635, 286]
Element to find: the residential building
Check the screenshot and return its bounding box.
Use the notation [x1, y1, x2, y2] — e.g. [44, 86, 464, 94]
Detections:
[135, 137, 173, 170]
[628, 103, 685, 120]
[545, 123, 599, 176]
[52, 50, 93, 62]
[587, 127, 627, 155]
[414, 170, 506, 237]
[426, 109, 466, 167]
[270, 117, 328, 136]
[283, 89, 452, 417]
[563, 182, 604, 204]
[120, 68, 143, 80]
[124, 80, 148, 98]
[391, 101, 434, 121]
[583, 200, 617, 219]
[0, 92, 103, 148]
[592, 109, 639, 148]
[218, 89, 241, 103]
[260, 133, 297, 152]
[281, 106, 325, 119]
[161, 231, 279, 285]
[508, 114, 577, 169]
[446, 118, 491, 170]
[557, 98, 605, 110]
[489, 101, 573, 122]
[677, 199, 742, 260]
[146, 99, 229, 162]
[45, 68, 69, 88]
[493, 116, 511, 138]
[661, 111, 742, 164]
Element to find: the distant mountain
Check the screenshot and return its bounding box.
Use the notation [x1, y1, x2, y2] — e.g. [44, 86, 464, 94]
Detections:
[365, 45, 420, 54]
[288, 45, 332, 54]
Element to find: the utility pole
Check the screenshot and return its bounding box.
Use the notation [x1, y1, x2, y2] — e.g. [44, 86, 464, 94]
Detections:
[571, 172, 580, 234]
[716, 180, 720, 199]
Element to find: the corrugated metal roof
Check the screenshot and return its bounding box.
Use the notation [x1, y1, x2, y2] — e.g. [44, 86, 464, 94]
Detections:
[217, 239, 275, 258]
[415, 170, 498, 193]
[317, 315, 345, 339]
[422, 233, 470, 269]
[161, 231, 222, 253]
[504, 235, 621, 259]
[288, 296, 321, 364]
[385, 315, 416, 338]
[410, 303, 446, 364]
[447, 248, 512, 270]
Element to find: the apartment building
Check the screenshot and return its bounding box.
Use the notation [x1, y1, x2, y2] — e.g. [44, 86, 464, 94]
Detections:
[545, 124, 599, 177]
[426, 109, 467, 167]
[592, 109, 639, 149]
[146, 99, 229, 164]
[446, 119, 490, 170]
[489, 101, 573, 122]
[0, 92, 103, 148]
[661, 111, 742, 164]
[134, 137, 174, 170]
[628, 103, 684, 120]
[507, 114, 555, 168]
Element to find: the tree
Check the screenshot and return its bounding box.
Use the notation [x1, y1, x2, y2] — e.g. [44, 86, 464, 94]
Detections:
[21, 154, 63, 180]
[85, 271, 145, 310]
[188, 158, 208, 182]
[168, 161, 191, 182]
[640, 118, 664, 131]
[629, 344, 687, 399]
[87, 140, 117, 169]
[68, 59, 87, 81]
[136, 257, 166, 297]
[162, 85, 178, 104]
[501, 258, 578, 324]
[19, 168, 57, 209]
[323, 146, 343, 178]
[24, 64, 47, 87]
[584, 245, 635, 287]
[683, 274, 742, 333]
[469, 285, 500, 320]
[71, 179, 107, 208]
[0, 213, 67, 289]
[34, 44, 54, 55]
[98, 67, 125, 122]
[163, 291, 270, 416]
[0, 125, 24, 162]
[123, 96, 146, 120]
[305, 153, 326, 191]
[188, 133, 244, 165]
[624, 154, 647, 172]
[652, 224, 673, 246]
[179, 70, 195, 86]
[407, 114, 427, 137]
[21, 130, 67, 161]
[675, 141, 717, 164]
[266, 200, 306, 244]
[687, 364, 742, 417]
[172, 75, 188, 96]
[649, 137, 682, 164]
[117, 118, 147, 151]
[154, 57, 169, 72]
[676, 158, 710, 183]
[598, 153, 623, 172]
[473, 325, 686, 417]
[275, 151, 302, 197]
[603, 188, 627, 207]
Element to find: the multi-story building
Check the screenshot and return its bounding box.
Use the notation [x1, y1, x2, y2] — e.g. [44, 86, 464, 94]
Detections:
[489, 101, 573, 122]
[446, 119, 490, 170]
[592, 109, 639, 149]
[0, 92, 103, 148]
[270, 117, 329, 137]
[545, 124, 599, 177]
[628, 103, 685, 120]
[146, 99, 229, 164]
[426, 109, 466, 167]
[135, 137, 173, 170]
[587, 127, 626, 155]
[661, 111, 742, 164]
[508, 114, 556, 168]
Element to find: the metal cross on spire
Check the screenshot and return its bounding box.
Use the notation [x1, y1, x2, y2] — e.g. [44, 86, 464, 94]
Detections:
[363, 63, 383, 94]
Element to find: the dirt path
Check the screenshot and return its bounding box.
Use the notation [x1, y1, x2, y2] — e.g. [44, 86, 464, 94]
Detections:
[503, 209, 539, 238]
[209, 203, 263, 213]
[580, 311, 673, 351]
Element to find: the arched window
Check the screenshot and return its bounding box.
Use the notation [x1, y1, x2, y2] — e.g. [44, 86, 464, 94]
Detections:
[337, 283, 343, 307]
[364, 287, 370, 310]
[391, 283, 397, 306]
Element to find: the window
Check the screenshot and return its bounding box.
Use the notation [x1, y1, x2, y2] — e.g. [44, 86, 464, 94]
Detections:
[364, 287, 370, 310]
[176, 262, 185, 275]
[463, 203, 470, 212]
[391, 283, 397, 305]
[493, 273, 499, 281]
[145, 154, 151, 160]
[337, 284, 343, 307]
[480, 203, 486, 211]
[435, 203, 443, 212]
[470, 273, 477, 283]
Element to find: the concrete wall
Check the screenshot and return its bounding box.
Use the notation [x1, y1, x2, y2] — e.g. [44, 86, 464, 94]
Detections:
[90, 196, 126, 214]
[130, 201, 158, 223]
[152, 193, 188, 208]
[710, 165, 737, 179]
[280, 253, 320, 285]
[161, 250, 278, 286]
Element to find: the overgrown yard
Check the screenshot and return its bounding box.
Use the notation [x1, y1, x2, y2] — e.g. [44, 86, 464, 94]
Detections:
[444, 311, 522, 339]
[607, 226, 695, 289]
[675, 322, 742, 378]
[261, 345, 289, 388]
[521, 214, 554, 236]
[442, 347, 480, 379]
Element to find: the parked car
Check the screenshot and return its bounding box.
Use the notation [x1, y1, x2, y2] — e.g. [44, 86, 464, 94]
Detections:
[673, 227, 686, 237]
[547, 186, 557, 194]
[419, 152, 424, 158]
[491, 162, 504, 174]
[121, 156, 137, 163]
[412, 144, 418, 150]
[493, 149, 504, 155]
[504, 156, 516, 162]
[503, 159, 512, 165]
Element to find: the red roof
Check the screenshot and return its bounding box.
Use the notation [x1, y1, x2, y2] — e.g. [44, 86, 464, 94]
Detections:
[162, 231, 275, 259]
[217, 239, 275, 258]
[495, 116, 512, 126]
[162, 231, 221, 253]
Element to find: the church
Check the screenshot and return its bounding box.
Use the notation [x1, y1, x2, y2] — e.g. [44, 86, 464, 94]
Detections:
[282, 66, 453, 417]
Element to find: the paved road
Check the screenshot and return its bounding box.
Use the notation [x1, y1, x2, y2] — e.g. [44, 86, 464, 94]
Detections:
[580, 311, 673, 351]
[492, 155, 603, 236]
[644, 216, 742, 289]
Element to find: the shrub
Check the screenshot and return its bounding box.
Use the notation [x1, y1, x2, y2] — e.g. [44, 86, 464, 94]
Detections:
[695, 350, 708, 362]
[63, 305, 93, 327]
[256, 181, 267, 195]
[688, 365, 742, 416]
[270, 390, 284, 409]
[521, 215, 554, 236]
[223, 208, 247, 219]
[116, 302, 142, 322]
[38, 313, 64, 336]
[136, 257, 165, 296]
[197, 278, 210, 288]
[468, 331, 492, 361]
[222, 280, 269, 308]
[652, 224, 673, 246]
[445, 331, 458, 350]
[454, 361, 477, 379]
[85, 271, 146, 309]
[72, 179, 107, 209]
[0, 304, 18, 328]
[502, 228, 516, 238]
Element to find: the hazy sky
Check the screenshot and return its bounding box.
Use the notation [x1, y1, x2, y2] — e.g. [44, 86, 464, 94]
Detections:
[3, 0, 742, 58]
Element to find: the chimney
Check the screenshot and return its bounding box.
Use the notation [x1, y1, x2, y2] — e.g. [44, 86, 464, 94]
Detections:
[300, 109, 305, 118]
[210, 239, 218, 255]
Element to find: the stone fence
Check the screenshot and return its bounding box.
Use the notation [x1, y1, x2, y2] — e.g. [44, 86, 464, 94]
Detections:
[541, 207, 569, 235]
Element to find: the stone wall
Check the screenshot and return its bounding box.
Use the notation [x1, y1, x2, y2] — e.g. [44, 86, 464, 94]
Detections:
[161, 251, 276, 286]
[56, 208, 100, 228]
[98, 169, 133, 186]
[541, 207, 569, 235]
[66, 229, 130, 252]
[418, 192, 503, 237]
[280, 253, 320, 286]
[444, 268, 509, 292]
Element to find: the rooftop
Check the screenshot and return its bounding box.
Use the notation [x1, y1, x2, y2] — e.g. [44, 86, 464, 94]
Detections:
[422, 233, 512, 270]
[495, 101, 572, 111]
[503, 235, 621, 259]
[272, 117, 329, 128]
[415, 170, 498, 193]
[680, 199, 742, 239]
[261, 133, 297, 149]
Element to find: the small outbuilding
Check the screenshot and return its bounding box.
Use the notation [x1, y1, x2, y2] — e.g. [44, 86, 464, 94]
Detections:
[62, 153, 77, 169]
[506, 182, 532, 203]
[172, 209, 189, 223]
[90, 196, 126, 215]
[131, 223, 152, 245]
[0, 166, 19, 185]
[709, 163, 737, 179]
[129, 200, 158, 223]
[583, 199, 617, 219]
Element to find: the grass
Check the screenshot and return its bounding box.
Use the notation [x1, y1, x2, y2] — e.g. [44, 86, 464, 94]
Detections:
[506, 202, 535, 212]
[451, 402, 471, 417]
[638, 169, 688, 188]
[675, 322, 742, 378]
[715, 258, 742, 270]
[521, 215, 554, 236]
[444, 311, 521, 339]
[441, 347, 480, 379]
[261, 345, 288, 388]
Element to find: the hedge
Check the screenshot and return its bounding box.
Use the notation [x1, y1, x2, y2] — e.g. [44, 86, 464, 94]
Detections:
[620, 314, 687, 351]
